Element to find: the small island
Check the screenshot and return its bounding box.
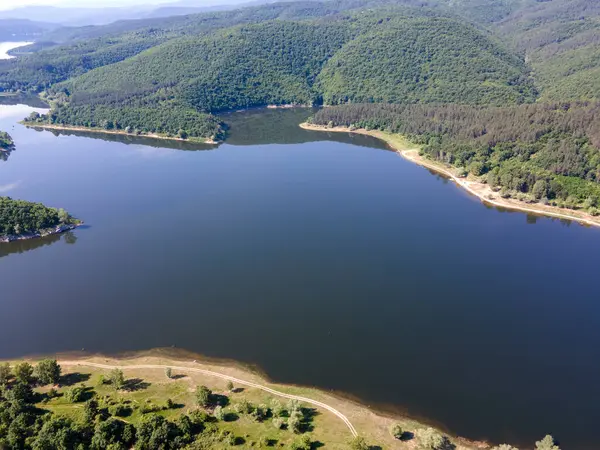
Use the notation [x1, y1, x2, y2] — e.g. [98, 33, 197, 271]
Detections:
[0, 197, 81, 243]
[0, 130, 14, 151]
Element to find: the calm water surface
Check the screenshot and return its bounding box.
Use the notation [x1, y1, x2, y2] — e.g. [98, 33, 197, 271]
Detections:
[1, 103, 600, 449]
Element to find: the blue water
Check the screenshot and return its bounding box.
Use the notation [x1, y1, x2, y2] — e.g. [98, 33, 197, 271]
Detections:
[1, 104, 599, 449]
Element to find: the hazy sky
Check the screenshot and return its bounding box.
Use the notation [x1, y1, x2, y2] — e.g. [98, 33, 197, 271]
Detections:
[0, 0, 174, 10]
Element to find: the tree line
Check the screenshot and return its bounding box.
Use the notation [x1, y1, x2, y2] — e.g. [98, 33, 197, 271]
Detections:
[310, 102, 600, 213]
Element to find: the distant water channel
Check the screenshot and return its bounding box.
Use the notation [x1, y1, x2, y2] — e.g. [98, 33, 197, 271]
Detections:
[2, 100, 600, 449]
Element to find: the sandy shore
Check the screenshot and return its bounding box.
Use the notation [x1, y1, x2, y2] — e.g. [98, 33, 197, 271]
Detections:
[24, 123, 219, 144]
[301, 123, 600, 229]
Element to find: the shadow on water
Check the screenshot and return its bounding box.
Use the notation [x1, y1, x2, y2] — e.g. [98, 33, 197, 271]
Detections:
[25, 107, 391, 152]
[0, 94, 49, 108]
[0, 231, 78, 258]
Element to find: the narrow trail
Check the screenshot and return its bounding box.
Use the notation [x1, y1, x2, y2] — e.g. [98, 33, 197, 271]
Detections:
[59, 361, 358, 437]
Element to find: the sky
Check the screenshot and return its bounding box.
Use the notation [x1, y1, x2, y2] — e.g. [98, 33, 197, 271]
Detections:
[0, 0, 174, 10]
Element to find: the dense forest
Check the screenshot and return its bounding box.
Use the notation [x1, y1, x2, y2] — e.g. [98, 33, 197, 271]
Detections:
[0, 197, 77, 236]
[310, 102, 600, 212]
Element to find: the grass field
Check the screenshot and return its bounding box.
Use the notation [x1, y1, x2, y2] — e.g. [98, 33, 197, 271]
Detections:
[2, 352, 487, 450]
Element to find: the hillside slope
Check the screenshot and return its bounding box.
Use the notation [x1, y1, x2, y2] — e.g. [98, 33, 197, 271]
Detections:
[495, 0, 600, 101]
[31, 8, 536, 140]
[317, 15, 536, 105]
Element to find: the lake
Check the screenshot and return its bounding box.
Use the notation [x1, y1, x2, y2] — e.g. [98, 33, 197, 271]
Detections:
[1, 101, 600, 449]
[0, 42, 33, 60]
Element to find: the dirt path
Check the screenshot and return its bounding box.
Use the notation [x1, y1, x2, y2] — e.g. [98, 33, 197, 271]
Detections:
[59, 360, 358, 437]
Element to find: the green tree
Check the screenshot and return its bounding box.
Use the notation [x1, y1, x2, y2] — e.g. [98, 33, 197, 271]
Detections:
[348, 436, 369, 450]
[492, 445, 519, 450]
[64, 386, 86, 403]
[13, 362, 34, 384]
[196, 385, 212, 407]
[536, 435, 560, 450]
[213, 405, 225, 420]
[532, 180, 548, 200]
[165, 367, 172, 379]
[109, 369, 125, 390]
[34, 359, 61, 385]
[417, 427, 449, 450]
[226, 380, 234, 392]
[0, 362, 11, 385]
[83, 398, 100, 424]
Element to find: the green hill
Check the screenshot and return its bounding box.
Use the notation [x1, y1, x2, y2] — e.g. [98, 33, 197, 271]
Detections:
[317, 15, 536, 105]
[22, 7, 536, 140]
[495, 0, 600, 101]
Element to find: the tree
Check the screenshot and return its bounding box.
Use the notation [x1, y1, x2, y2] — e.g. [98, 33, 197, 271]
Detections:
[290, 435, 312, 450]
[272, 418, 285, 429]
[226, 380, 234, 392]
[83, 398, 99, 424]
[348, 436, 369, 450]
[196, 385, 212, 407]
[34, 359, 61, 385]
[13, 362, 34, 384]
[417, 427, 449, 450]
[64, 386, 86, 403]
[287, 412, 301, 434]
[165, 367, 172, 379]
[536, 435, 560, 450]
[492, 445, 519, 450]
[109, 369, 124, 390]
[213, 405, 225, 420]
[270, 399, 284, 417]
[390, 423, 404, 439]
[532, 180, 548, 200]
[0, 362, 11, 385]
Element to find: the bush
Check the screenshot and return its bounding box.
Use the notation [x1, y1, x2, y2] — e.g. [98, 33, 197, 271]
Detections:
[108, 369, 124, 390]
[390, 423, 404, 439]
[64, 386, 87, 403]
[348, 436, 369, 450]
[272, 418, 285, 430]
[535, 435, 560, 450]
[290, 435, 312, 450]
[109, 404, 132, 417]
[213, 405, 225, 420]
[416, 428, 451, 450]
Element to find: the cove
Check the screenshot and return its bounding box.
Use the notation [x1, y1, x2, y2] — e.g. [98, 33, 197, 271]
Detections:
[2, 103, 600, 449]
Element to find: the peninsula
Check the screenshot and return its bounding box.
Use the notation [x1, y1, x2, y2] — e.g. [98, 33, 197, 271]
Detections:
[0, 352, 560, 450]
[0, 197, 81, 243]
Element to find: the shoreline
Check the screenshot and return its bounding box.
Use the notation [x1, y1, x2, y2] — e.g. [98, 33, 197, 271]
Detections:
[23, 123, 219, 144]
[4, 349, 492, 449]
[300, 123, 600, 229]
[0, 222, 81, 244]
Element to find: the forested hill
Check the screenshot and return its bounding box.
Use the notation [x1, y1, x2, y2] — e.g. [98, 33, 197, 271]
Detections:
[5, 5, 539, 141]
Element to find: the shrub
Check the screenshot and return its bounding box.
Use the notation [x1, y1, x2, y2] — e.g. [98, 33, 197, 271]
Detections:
[416, 428, 451, 450]
[390, 423, 404, 439]
[108, 369, 124, 390]
[348, 436, 369, 450]
[535, 435, 560, 450]
[165, 367, 172, 379]
[272, 418, 285, 430]
[64, 386, 86, 403]
[109, 404, 132, 417]
[290, 435, 312, 450]
[213, 405, 225, 420]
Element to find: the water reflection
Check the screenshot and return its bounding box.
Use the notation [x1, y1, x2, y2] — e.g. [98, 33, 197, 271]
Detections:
[0, 94, 49, 108]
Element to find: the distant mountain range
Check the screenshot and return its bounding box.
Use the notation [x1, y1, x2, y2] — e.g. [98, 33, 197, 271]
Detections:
[0, 0, 275, 27]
